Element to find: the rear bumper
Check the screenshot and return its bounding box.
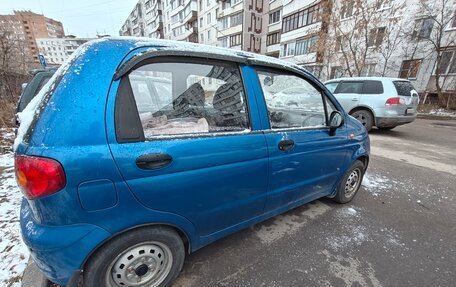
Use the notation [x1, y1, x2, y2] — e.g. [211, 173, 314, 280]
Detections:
[376, 115, 416, 128]
[20, 199, 111, 286]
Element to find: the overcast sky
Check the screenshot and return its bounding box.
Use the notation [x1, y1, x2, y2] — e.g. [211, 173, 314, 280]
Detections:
[0, 0, 139, 37]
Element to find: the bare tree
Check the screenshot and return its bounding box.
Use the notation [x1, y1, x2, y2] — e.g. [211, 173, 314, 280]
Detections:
[319, 0, 406, 79]
[0, 23, 32, 100]
[418, 0, 456, 108]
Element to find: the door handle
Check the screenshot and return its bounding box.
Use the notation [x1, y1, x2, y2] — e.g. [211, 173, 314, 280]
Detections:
[136, 153, 173, 170]
[278, 139, 295, 151]
[351, 98, 358, 101]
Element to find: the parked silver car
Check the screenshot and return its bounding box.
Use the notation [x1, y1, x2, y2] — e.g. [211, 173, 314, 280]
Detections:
[324, 77, 419, 131]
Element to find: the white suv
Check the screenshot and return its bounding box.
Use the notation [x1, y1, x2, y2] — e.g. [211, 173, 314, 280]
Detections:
[325, 77, 419, 131]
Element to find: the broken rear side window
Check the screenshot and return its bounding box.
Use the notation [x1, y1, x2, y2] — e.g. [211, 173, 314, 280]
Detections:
[126, 60, 250, 138]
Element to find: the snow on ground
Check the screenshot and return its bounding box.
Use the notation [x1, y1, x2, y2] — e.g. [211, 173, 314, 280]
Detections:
[426, 109, 456, 118]
[0, 129, 29, 287]
[361, 173, 394, 196]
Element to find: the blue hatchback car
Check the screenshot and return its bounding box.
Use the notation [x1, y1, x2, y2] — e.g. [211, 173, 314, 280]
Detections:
[15, 38, 369, 287]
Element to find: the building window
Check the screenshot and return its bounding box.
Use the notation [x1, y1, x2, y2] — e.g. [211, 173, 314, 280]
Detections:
[218, 16, 229, 30]
[413, 18, 434, 40]
[222, 1, 231, 9]
[341, 0, 355, 19]
[230, 12, 243, 27]
[399, 59, 422, 79]
[200, 17, 203, 27]
[200, 33, 204, 42]
[437, 50, 456, 75]
[207, 30, 211, 40]
[362, 64, 377, 77]
[282, 4, 320, 33]
[230, 33, 241, 46]
[269, 10, 281, 24]
[295, 36, 319, 55]
[450, 12, 456, 28]
[281, 42, 295, 57]
[219, 36, 228, 47]
[232, 0, 242, 5]
[267, 32, 280, 46]
[368, 27, 386, 47]
[330, 66, 345, 79]
[335, 35, 343, 51]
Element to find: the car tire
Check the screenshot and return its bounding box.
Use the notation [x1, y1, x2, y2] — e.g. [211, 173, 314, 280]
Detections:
[83, 227, 185, 287]
[351, 110, 374, 132]
[333, 160, 365, 204]
[378, 126, 395, 131]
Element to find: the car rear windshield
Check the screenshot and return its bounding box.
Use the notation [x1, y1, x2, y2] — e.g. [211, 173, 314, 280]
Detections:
[393, 81, 415, 96]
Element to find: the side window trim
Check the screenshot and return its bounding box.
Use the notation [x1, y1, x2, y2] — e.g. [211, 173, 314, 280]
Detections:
[254, 66, 332, 131]
[115, 56, 254, 143]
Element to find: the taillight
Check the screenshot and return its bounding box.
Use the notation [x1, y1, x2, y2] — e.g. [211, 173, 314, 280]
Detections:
[15, 155, 66, 199]
[385, 97, 405, 106]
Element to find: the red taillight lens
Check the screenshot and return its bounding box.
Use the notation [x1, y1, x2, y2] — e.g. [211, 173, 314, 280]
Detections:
[385, 97, 405, 106]
[15, 155, 66, 199]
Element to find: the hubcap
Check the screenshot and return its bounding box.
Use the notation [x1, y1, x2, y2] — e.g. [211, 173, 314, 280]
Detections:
[355, 114, 367, 125]
[107, 242, 173, 287]
[344, 168, 361, 198]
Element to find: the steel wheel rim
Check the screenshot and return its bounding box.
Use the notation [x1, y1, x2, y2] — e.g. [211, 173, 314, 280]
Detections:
[106, 241, 173, 287]
[355, 114, 367, 125]
[344, 168, 361, 198]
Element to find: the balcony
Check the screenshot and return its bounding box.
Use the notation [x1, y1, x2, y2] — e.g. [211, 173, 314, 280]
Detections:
[182, 10, 197, 25]
[173, 26, 198, 41]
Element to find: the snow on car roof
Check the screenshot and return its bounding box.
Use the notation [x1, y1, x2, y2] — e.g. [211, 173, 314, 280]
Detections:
[324, 77, 411, 83]
[107, 36, 309, 74]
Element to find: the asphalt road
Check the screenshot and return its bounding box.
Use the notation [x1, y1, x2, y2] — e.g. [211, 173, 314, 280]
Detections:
[171, 119, 456, 287]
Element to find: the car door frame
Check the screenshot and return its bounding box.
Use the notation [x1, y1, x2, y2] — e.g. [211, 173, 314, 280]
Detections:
[250, 65, 350, 213]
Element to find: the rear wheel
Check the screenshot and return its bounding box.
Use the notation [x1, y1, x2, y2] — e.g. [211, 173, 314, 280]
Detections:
[351, 109, 374, 132]
[333, 160, 365, 204]
[83, 227, 185, 287]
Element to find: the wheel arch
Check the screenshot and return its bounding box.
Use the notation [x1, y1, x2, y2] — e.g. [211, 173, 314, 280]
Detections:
[356, 155, 369, 171]
[80, 223, 192, 271]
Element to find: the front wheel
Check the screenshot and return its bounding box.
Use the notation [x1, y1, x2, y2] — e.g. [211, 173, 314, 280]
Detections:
[333, 160, 365, 204]
[83, 227, 185, 287]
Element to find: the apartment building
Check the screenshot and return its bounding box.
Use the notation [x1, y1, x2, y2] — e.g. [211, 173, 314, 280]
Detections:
[0, 11, 64, 62]
[163, 0, 198, 42]
[36, 37, 92, 65]
[277, 0, 456, 93]
[215, 0, 269, 53]
[265, 0, 283, 58]
[119, 0, 165, 39]
[198, 0, 219, 46]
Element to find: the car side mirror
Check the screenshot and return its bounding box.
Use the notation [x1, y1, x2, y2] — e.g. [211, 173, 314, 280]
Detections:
[329, 111, 344, 136]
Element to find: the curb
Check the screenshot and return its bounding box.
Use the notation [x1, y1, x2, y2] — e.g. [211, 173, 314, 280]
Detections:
[417, 114, 456, 121]
[21, 258, 50, 287]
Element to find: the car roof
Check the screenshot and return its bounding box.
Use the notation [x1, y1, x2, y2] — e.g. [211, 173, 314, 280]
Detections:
[99, 37, 317, 82]
[324, 77, 411, 84]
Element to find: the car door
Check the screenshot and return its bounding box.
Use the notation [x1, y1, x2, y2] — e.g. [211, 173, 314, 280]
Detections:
[333, 80, 364, 112]
[108, 57, 269, 236]
[255, 68, 349, 212]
